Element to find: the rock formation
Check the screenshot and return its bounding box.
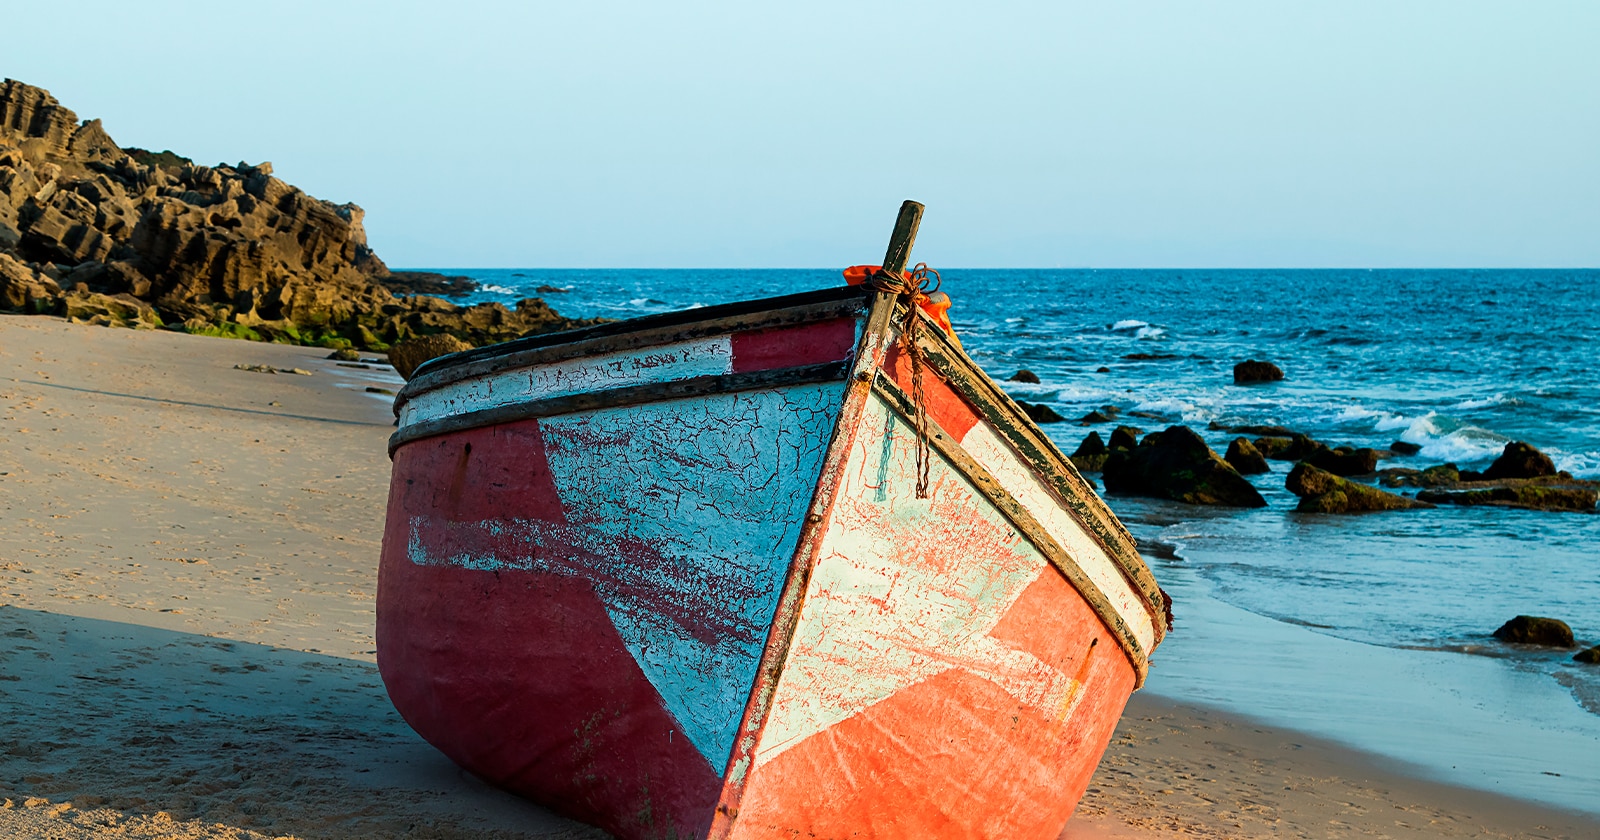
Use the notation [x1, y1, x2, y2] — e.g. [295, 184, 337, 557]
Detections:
[1473, 441, 1558, 481]
[1009, 369, 1040, 384]
[1108, 425, 1142, 451]
[1492, 616, 1575, 648]
[1285, 462, 1433, 514]
[0, 79, 595, 350]
[1224, 437, 1269, 474]
[1069, 432, 1108, 472]
[1102, 425, 1267, 507]
[1233, 359, 1284, 383]
[1417, 484, 1598, 513]
[1015, 400, 1065, 424]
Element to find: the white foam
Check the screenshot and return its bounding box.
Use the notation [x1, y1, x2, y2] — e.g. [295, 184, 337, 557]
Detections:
[1334, 406, 1388, 423]
[1553, 451, 1600, 480]
[1418, 428, 1509, 464]
[1110, 319, 1149, 331]
[1375, 412, 1438, 435]
[1453, 394, 1514, 410]
[1134, 326, 1167, 340]
[479, 284, 517, 295]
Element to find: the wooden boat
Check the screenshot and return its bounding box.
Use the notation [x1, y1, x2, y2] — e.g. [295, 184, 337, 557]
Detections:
[376, 202, 1168, 840]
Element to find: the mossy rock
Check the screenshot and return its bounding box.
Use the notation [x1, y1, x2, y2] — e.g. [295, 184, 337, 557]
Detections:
[1417, 485, 1597, 513]
[1575, 646, 1600, 665]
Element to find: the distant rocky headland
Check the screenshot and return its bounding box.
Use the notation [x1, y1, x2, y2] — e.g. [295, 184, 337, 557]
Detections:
[0, 79, 594, 350]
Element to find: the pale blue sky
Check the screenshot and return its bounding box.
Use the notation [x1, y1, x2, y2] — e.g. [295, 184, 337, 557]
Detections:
[10, 1, 1597, 267]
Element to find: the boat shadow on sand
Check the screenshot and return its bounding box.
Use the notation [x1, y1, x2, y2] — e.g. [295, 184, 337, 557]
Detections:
[0, 606, 603, 840]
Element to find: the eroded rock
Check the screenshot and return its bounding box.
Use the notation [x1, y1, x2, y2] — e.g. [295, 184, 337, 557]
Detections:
[1102, 425, 1266, 507]
[0, 79, 595, 350]
[1286, 462, 1433, 514]
[1225, 437, 1269, 475]
[1417, 485, 1597, 513]
[389, 334, 474, 380]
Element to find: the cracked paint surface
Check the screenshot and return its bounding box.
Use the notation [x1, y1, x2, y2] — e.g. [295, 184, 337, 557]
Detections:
[754, 397, 1078, 764]
[725, 394, 1138, 839]
[399, 384, 842, 771]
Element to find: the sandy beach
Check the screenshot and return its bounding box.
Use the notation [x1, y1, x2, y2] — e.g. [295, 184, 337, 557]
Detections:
[2, 314, 1597, 840]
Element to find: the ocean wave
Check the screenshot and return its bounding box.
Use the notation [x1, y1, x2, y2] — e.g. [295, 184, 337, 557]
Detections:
[478, 284, 518, 295]
[1333, 406, 1389, 423]
[1109, 319, 1149, 331]
[1552, 450, 1600, 480]
[1452, 394, 1519, 410]
[1134, 326, 1167, 340]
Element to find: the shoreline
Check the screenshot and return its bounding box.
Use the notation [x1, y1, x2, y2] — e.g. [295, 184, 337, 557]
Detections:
[2, 313, 1596, 838]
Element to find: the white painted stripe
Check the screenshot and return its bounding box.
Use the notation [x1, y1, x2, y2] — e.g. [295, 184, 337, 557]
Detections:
[399, 335, 734, 428]
[959, 422, 1158, 653]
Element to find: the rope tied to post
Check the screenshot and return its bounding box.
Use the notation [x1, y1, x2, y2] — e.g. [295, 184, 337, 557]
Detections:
[864, 262, 942, 499]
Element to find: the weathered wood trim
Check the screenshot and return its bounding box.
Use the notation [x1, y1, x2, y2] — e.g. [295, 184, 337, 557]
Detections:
[880, 200, 924, 275]
[708, 292, 899, 837]
[872, 376, 1150, 685]
[906, 318, 1168, 639]
[397, 289, 871, 411]
[388, 361, 850, 455]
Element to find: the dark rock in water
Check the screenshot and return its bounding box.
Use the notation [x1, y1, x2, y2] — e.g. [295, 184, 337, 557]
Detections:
[1286, 462, 1434, 513]
[365, 386, 396, 395]
[1575, 647, 1600, 665]
[1015, 400, 1065, 424]
[1009, 369, 1041, 384]
[1123, 352, 1178, 361]
[535, 284, 570, 294]
[1095, 366, 1111, 373]
[1102, 425, 1267, 507]
[1070, 432, 1109, 472]
[1253, 434, 1323, 461]
[1073, 432, 1107, 457]
[389, 334, 474, 380]
[1225, 437, 1269, 474]
[1304, 447, 1380, 477]
[1390, 441, 1422, 456]
[1376, 467, 1449, 488]
[1233, 359, 1284, 384]
[1481, 441, 1558, 481]
[327, 348, 361, 361]
[1229, 424, 1298, 437]
[1493, 615, 1576, 648]
[1079, 410, 1113, 424]
[1127, 410, 1166, 421]
[0, 79, 598, 350]
[1417, 485, 1597, 513]
[1108, 425, 1142, 451]
[381, 271, 478, 297]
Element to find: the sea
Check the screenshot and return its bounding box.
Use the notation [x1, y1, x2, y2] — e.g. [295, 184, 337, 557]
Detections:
[418, 267, 1600, 812]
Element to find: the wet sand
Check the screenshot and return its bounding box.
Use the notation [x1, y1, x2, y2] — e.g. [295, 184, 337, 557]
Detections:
[1, 313, 1595, 839]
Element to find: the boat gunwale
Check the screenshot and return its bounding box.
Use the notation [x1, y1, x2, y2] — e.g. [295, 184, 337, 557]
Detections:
[387, 362, 852, 456]
[394, 286, 871, 415]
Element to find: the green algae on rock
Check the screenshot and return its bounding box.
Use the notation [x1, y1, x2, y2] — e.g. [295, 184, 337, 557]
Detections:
[1286, 462, 1433, 514]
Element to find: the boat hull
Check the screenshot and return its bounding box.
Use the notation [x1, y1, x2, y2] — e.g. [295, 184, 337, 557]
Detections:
[378, 287, 1166, 839]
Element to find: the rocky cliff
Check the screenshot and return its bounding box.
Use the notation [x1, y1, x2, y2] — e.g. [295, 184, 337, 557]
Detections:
[0, 79, 590, 349]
